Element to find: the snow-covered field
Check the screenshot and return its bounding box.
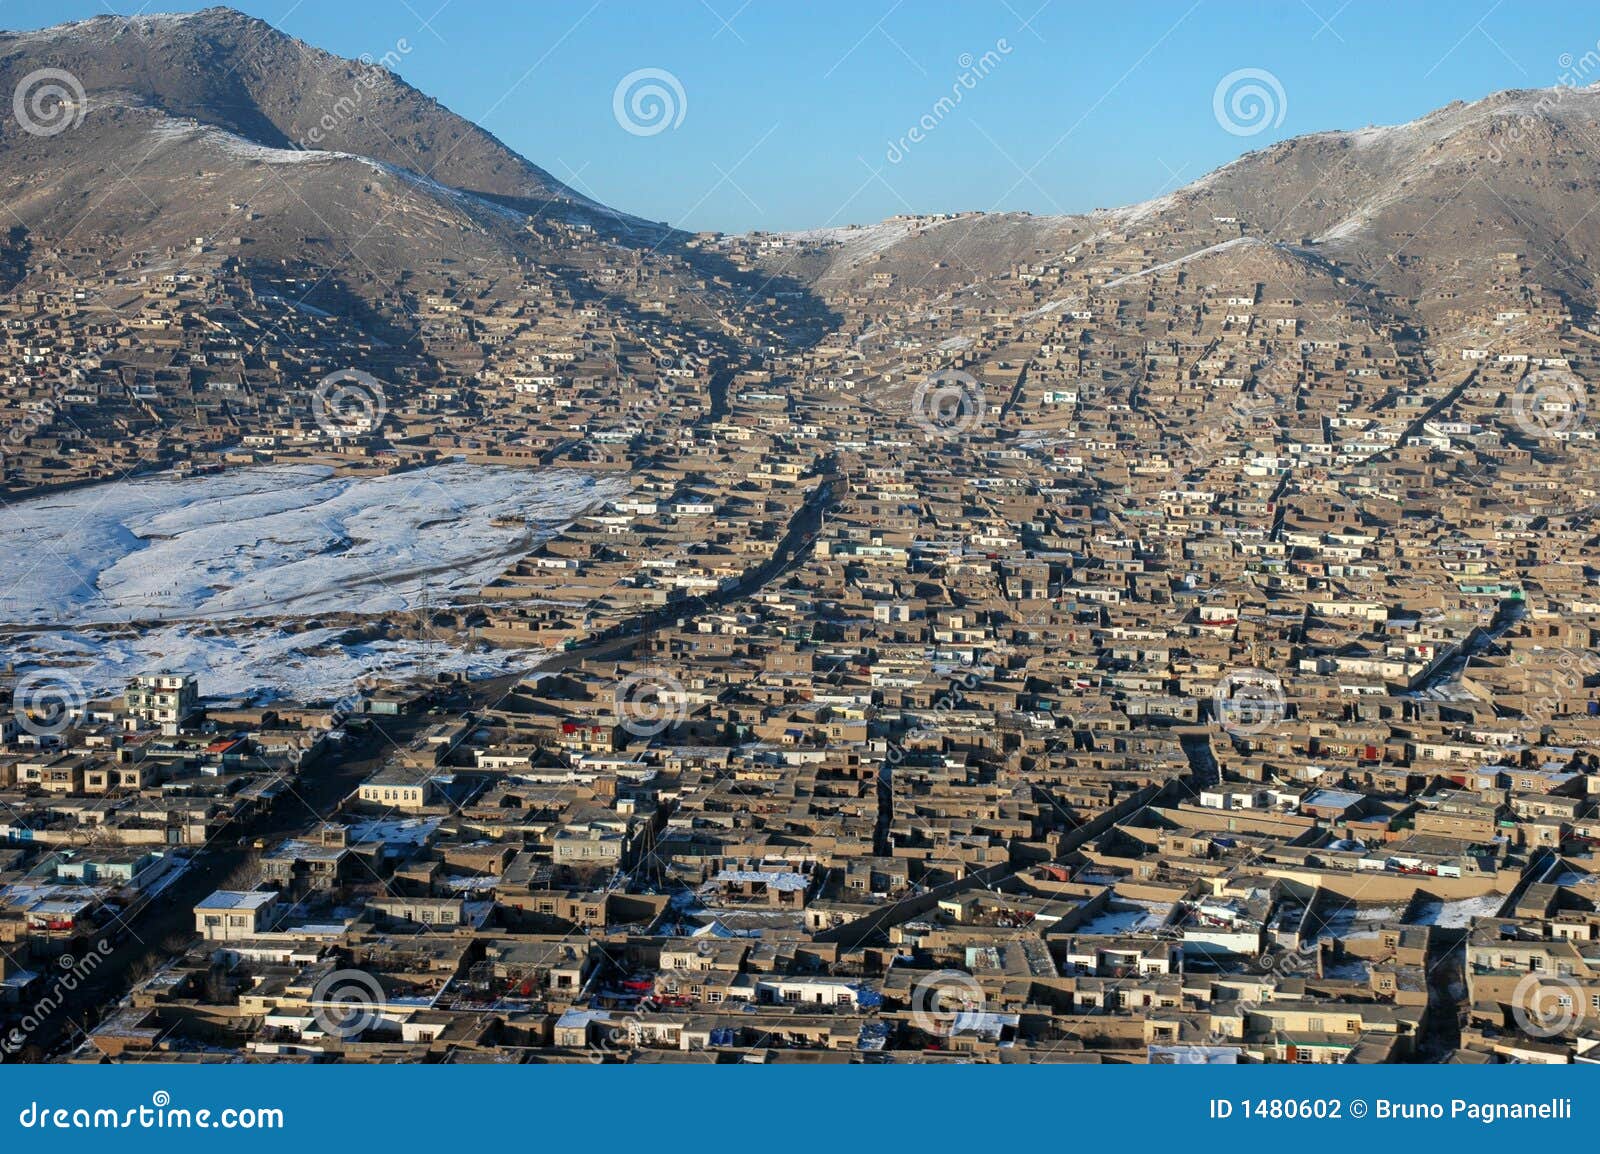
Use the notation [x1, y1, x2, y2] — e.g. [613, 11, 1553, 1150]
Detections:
[8, 621, 532, 701]
[0, 461, 620, 625]
[0, 461, 626, 698]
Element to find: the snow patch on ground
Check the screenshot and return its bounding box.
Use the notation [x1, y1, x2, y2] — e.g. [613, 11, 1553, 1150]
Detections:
[147, 120, 327, 164]
[781, 216, 964, 273]
[347, 817, 442, 846]
[1100, 235, 1266, 289]
[0, 461, 625, 699]
[8, 622, 532, 701]
[0, 461, 623, 626]
[146, 121, 527, 225]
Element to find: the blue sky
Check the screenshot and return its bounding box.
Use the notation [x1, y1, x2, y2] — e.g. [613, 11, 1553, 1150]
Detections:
[7, 1, 1597, 232]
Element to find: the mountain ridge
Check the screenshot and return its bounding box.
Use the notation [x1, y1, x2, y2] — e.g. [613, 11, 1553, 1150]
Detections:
[2, 7, 1597, 467]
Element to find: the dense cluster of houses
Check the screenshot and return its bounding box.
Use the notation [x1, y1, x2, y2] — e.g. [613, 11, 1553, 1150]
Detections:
[5, 204, 1600, 1063]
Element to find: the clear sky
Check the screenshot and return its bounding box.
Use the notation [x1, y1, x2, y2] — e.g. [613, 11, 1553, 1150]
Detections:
[6, 0, 1597, 232]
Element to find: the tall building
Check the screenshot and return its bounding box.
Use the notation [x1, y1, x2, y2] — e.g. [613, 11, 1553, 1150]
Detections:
[123, 673, 198, 731]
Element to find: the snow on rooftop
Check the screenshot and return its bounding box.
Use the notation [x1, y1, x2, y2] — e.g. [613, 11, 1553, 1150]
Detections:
[713, 869, 807, 890]
[1413, 894, 1505, 927]
[196, 890, 277, 911]
[1076, 904, 1170, 935]
[346, 817, 442, 846]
